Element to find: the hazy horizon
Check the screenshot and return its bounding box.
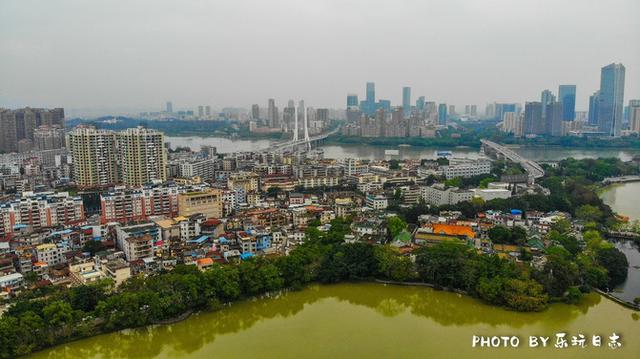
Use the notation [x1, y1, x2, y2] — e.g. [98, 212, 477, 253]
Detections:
[1, 0, 638, 116]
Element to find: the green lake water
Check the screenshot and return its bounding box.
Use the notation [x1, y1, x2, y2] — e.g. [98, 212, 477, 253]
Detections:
[29, 283, 639, 358]
[600, 181, 640, 302]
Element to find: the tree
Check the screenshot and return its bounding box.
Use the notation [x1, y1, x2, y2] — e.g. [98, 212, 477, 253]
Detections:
[203, 265, 241, 302]
[548, 231, 579, 256]
[415, 243, 470, 288]
[374, 246, 415, 282]
[82, 240, 106, 256]
[565, 286, 583, 304]
[393, 188, 403, 202]
[24, 271, 38, 283]
[519, 247, 533, 261]
[502, 278, 548, 311]
[576, 205, 604, 223]
[584, 230, 608, 252]
[536, 250, 579, 298]
[444, 177, 463, 188]
[596, 247, 629, 288]
[551, 219, 571, 234]
[436, 157, 449, 166]
[488, 225, 512, 244]
[388, 159, 400, 170]
[387, 216, 407, 238]
[479, 177, 493, 189]
[66, 280, 112, 312]
[276, 254, 311, 289]
[476, 276, 505, 305]
[471, 196, 485, 210]
[510, 226, 527, 245]
[42, 300, 76, 328]
[266, 186, 281, 197]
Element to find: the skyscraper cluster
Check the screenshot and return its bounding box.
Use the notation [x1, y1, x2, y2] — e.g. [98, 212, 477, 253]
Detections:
[504, 63, 630, 138]
[342, 82, 455, 138]
[67, 126, 167, 188]
[249, 99, 330, 138]
[517, 87, 574, 137]
[0, 108, 65, 153]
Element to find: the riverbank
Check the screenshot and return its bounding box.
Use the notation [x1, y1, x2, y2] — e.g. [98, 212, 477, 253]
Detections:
[594, 288, 640, 311]
[325, 134, 483, 148]
[328, 136, 640, 152]
[27, 283, 640, 359]
[23, 281, 632, 358]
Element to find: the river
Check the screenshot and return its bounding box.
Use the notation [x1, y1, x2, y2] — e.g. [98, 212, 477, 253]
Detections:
[165, 136, 640, 161]
[28, 283, 639, 359]
[600, 182, 640, 303]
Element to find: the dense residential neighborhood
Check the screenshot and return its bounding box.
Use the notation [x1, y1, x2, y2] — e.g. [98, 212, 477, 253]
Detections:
[0, 113, 638, 357]
[0, 126, 563, 298]
[0, 121, 635, 301]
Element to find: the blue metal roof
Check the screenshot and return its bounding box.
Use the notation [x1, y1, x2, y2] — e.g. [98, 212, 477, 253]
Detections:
[240, 253, 254, 260]
[187, 235, 209, 244]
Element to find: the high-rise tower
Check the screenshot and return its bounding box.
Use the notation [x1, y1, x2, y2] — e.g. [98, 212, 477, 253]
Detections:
[402, 87, 411, 118]
[597, 63, 625, 136]
[365, 82, 375, 116]
[558, 85, 576, 121]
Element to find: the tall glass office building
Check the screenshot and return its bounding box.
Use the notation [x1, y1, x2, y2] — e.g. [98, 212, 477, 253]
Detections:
[438, 103, 448, 126]
[558, 85, 576, 121]
[402, 87, 411, 117]
[540, 89, 555, 118]
[365, 82, 376, 116]
[597, 63, 625, 136]
[347, 94, 359, 107]
[588, 91, 600, 126]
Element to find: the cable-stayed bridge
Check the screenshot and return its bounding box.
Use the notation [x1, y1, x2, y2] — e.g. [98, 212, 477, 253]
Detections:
[261, 126, 340, 153]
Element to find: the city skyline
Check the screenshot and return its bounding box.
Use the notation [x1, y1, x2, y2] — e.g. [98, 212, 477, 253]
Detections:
[1, 0, 639, 115]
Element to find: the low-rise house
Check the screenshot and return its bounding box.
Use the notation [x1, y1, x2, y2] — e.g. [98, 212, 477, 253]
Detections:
[102, 258, 131, 286]
[0, 272, 24, 291]
[472, 188, 512, 201]
[195, 257, 214, 271]
[365, 194, 388, 210]
[36, 243, 66, 266]
[69, 260, 106, 285]
[421, 184, 473, 206]
[492, 244, 529, 261]
[115, 222, 162, 260]
[414, 223, 475, 246]
[441, 158, 491, 179]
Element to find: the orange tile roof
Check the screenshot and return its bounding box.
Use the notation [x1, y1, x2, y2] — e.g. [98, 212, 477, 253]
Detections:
[196, 258, 214, 266]
[431, 223, 476, 239]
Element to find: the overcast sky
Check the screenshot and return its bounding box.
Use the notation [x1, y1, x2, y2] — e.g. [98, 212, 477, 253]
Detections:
[1, 0, 638, 115]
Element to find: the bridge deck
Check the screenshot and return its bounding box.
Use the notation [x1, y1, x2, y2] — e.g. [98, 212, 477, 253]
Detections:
[481, 139, 544, 179]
